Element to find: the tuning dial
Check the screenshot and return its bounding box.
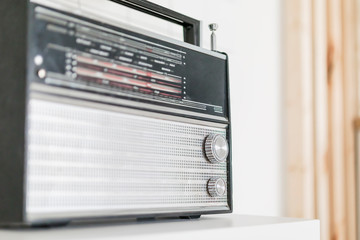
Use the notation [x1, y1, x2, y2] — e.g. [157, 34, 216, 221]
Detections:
[205, 134, 229, 163]
[207, 177, 227, 197]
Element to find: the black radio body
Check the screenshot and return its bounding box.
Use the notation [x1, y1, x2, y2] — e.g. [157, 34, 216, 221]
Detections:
[0, 0, 232, 226]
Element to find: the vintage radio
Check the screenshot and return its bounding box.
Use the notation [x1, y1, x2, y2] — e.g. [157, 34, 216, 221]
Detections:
[0, 0, 232, 226]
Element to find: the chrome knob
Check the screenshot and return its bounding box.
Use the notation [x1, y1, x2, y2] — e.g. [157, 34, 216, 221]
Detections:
[207, 177, 227, 197]
[205, 134, 229, 163]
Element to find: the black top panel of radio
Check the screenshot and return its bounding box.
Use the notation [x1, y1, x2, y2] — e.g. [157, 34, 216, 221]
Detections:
[28, 4, 229, 121]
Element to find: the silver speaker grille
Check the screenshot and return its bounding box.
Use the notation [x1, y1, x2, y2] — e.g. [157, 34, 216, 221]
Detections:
[26, 99, 229, 220]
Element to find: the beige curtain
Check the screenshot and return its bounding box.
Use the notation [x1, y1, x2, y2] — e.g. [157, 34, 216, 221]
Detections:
[283, 0, 358, 240]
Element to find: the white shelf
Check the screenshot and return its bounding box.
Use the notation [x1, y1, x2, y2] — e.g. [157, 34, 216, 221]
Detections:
[0, 214, 320, 240]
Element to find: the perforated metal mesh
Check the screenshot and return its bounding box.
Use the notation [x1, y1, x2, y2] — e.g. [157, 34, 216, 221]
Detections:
[25, 99, 229, 217]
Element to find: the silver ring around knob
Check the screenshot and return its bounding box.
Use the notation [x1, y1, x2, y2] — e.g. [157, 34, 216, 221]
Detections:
[204, 134, 229, 163]
[207, 177, 227, 197]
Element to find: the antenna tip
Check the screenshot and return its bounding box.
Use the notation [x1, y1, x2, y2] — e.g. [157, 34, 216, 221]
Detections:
[209, 23, 218, 31]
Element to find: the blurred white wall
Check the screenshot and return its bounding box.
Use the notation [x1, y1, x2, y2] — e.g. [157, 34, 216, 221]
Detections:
[148, 0, 284, 217]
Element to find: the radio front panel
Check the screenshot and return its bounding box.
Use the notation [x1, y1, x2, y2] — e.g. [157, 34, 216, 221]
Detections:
[0, 0, 232, 226]
[28, 4, 229, 122]
[26, 98, 229, 221]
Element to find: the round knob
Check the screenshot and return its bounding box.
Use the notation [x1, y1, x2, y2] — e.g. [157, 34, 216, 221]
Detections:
[207, 178, 227, 197]
[37, 69, 47, 79]
[204, 134, 229, 163]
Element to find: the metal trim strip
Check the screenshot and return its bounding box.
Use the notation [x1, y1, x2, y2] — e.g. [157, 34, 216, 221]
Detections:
[30, 83, 229, 126]
[26, 206, 230, 222]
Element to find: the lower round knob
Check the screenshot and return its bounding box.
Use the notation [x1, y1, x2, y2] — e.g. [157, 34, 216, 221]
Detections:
[207, 177, 227, 197]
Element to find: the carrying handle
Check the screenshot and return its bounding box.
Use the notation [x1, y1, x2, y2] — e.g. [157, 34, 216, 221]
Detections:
[109, 0, 201, 46]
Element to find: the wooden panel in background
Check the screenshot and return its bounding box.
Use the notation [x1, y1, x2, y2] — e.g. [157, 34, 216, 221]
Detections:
[312, 1, 331, 240]
[283, 0, 316, 220]
[343, 1, 359, 240]
[283, 0, 358, 239]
